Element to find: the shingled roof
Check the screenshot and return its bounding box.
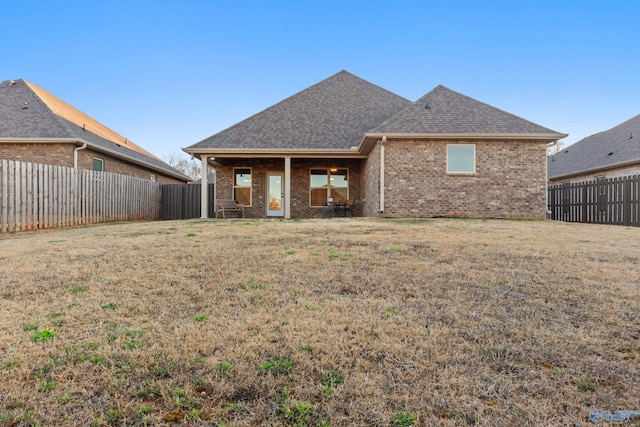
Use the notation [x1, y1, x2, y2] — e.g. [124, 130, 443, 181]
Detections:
[185, 70, 413, 153]
[548, 114, 640, 180]
[369, 85, 564, 136]
[0, 79, 190, 181]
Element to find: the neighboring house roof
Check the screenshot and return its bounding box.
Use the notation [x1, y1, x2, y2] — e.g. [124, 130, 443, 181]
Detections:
[548, 114, 640, 180]
[0, 79, 190, 181]
[369, 85, 563, 136]
[185, 70, 413, 154]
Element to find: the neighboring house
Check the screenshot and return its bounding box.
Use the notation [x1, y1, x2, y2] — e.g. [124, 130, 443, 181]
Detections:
[0, 79, 190, 184]
[548, 114, 640, 184]
[184, 70, 566, 219]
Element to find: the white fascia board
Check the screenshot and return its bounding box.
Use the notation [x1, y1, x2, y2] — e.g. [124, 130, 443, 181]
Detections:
[357, 132, 568, 154]
[183, 147, 365, 159]
[363, 132, 568, 141]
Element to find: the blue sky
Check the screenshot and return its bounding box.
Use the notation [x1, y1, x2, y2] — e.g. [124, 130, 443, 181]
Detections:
[2, 1, 639, 161]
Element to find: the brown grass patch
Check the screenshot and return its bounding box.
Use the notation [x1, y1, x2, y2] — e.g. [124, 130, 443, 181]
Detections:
[1, 218, 639, 426]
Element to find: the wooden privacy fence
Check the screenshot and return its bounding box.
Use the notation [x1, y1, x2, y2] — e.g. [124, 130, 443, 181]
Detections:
[1, 159, 161, 233]
[548, 175, 640, 226]
[161, 183, 215, 220]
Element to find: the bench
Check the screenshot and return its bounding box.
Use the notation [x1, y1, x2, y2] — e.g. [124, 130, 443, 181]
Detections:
[216, 200, 245, 218]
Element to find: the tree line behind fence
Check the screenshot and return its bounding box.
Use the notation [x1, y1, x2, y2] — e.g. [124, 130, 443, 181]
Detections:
[1, 159, 162, 233]
[548, 175, 640, 227]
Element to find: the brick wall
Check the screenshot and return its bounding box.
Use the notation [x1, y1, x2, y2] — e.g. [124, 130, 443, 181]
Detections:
[361, 143, 380, 216]
[214, 158, 362, 218]
[549, 163, 640, 184]
[76, 149, 185, 184]
[0, 143, 75, 166]
[0, 143, 186, 184]
[382, 139, 548, 218]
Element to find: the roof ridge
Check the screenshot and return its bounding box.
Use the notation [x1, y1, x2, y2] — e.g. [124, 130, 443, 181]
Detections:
[369, 84, 564, 136]
[193, 70, 410, 146]
[187, 70, 413, 151]
[423, 85, 555, 130]
[23, 80, 162, 161]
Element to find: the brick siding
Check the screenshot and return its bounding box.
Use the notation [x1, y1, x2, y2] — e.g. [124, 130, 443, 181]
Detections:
[381, 139, 547, 218]
[211, 139, 546, 219]
[0, 143, 185, 184]
[0, 143, 75, 167]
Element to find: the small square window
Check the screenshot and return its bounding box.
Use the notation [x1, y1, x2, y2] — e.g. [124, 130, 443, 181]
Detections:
[92, 157, 104, 172]
[447, 145, 475, 174]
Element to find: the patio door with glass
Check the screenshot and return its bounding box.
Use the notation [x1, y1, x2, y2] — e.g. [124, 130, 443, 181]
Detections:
[266, 172, 284, 217]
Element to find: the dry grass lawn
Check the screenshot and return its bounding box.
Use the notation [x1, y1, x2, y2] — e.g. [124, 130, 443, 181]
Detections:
[1, 218, 639, 426]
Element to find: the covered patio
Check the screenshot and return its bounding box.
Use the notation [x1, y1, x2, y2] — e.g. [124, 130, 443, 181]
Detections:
[197, 155, 364, 219]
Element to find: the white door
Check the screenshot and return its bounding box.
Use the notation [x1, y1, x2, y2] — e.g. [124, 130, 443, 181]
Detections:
[266, 172, 284, 217]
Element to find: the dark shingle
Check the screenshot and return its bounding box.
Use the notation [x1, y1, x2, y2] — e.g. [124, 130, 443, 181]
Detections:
[371, 85, 562, 135]
[548, 114, 640, 179]
[0, 79, 70, 138]
[0, 79, 189, 180]
[186, 70, 413, 151]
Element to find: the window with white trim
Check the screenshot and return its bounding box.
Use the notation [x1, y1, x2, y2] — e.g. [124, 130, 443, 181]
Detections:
[447, 144, 475, 174]
[92, 157, 104, 172]
[233, 168, 252, 206]
[310, 168, 348, 206]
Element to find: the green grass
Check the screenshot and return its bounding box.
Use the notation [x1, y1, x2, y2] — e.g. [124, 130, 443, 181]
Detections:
[391, 410, 417, 426]
[215, 362, 233, 373]
[260, 356, 294, 375]
[100, 302, 119, 310]
[31, 329, 55, 343]
[0, 359, 21, 370]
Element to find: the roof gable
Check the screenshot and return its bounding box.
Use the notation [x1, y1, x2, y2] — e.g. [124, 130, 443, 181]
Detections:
[186, 70, 413, 152]
[548, 114, 640, 179]
[370, 85, 562, 135]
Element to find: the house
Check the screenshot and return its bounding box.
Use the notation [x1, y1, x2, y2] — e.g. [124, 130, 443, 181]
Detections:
[184, 71, 566, 219]
[0, 79, 190, 184]
[548, 114, 640, 184]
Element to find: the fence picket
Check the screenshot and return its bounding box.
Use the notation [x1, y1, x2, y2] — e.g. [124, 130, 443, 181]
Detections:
[0, 159, 162, 233]
[548, 175, 640, 227]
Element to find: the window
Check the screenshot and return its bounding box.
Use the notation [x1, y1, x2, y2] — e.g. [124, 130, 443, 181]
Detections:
[310, 168, 348, 207]
[233, 168, 252, 205]
[150, 174, 157, 182]
[92, 157, 104, 172]
[447, 144, 475, 174]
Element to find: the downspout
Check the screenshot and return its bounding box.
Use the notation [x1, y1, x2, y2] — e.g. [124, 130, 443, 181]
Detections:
[379, 136, 386, 214]
[73, 142, 87, 169]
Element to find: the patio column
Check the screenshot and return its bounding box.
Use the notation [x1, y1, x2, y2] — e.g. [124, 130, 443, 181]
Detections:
[284, 156, 291, 219]
[200, 156, 210, 218]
